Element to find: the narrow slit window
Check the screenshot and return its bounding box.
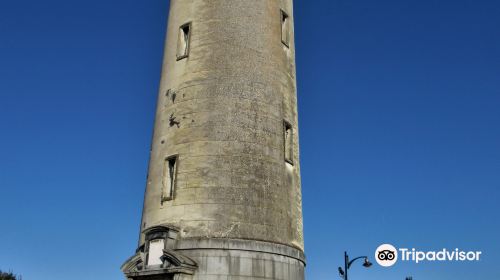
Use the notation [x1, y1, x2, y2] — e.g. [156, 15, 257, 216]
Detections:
[284, 121, 293, 164]
[177, 23, 191, 60]
[281, 10, 290, 47]
[162, 155, 178, 202]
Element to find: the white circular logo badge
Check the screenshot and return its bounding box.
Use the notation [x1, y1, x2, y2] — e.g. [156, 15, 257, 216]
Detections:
[375, 244, 398, 267]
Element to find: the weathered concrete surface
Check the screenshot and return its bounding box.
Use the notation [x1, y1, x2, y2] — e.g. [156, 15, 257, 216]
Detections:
[178, 239, 305, 280]
[130, 0, 305, 278]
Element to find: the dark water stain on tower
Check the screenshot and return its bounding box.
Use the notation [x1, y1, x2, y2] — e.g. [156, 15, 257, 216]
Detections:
[122, 1, 305, 279]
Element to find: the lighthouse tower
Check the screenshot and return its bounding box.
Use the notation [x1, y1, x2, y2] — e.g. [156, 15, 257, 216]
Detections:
[122, 1, 305, 279]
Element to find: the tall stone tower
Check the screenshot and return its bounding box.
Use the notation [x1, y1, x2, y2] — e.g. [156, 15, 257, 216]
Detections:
[122, 1, 305, 279]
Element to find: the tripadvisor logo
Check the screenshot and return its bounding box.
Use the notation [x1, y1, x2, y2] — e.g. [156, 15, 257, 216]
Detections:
[375, 244, 482, 267]
[375, 244, 398, 267]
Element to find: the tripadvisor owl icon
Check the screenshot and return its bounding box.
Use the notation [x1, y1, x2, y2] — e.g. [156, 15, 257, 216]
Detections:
[376, 244, 398, 267]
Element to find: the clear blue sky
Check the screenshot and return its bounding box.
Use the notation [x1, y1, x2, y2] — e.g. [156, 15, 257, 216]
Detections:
[0, 0, 498, 279]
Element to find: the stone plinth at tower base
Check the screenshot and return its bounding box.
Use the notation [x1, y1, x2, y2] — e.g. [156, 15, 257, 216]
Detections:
[122, 226, 305, 280]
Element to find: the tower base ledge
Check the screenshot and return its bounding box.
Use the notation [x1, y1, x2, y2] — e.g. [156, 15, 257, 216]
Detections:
[176, 238, 305, 280]
[177, 238, 306, 265]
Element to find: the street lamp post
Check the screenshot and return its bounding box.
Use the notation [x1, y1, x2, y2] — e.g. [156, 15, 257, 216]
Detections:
[338, 251, 372, 280]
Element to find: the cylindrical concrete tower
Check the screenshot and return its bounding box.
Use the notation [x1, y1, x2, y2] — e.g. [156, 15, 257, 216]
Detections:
[122, 1, 305, 279]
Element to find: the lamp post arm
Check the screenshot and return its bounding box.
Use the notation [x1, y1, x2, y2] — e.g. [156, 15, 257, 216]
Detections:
[347, 256, 368, 269]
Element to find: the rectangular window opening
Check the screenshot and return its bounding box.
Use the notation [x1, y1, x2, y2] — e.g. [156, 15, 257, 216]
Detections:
[177, 23, 191, 60]
[281, 10, 290, 48]
[162, 155, 178, 202]
[147, 239, 165, 266]
[284, 121, 293, 164]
